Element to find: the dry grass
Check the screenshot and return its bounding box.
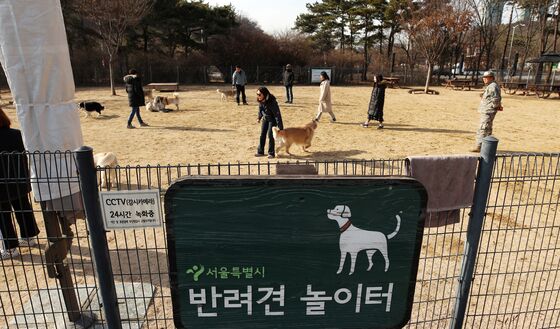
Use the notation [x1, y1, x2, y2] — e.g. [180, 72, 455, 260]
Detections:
[3, 84, 559, 165]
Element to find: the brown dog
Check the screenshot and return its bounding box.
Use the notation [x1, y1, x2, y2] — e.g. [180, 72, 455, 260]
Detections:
[272, 120, 318, 156]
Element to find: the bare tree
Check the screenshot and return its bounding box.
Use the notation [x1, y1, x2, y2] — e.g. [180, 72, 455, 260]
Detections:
[467, 0, 509, 81]
[76, 0, 153, 95]
[402, 0, 472, 93]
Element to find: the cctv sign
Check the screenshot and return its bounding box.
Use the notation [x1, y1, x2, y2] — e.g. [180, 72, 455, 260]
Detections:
[165, 177, 427, 328]
[99, 190, 162, 230]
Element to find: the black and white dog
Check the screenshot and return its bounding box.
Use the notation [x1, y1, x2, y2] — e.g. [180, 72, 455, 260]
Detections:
[78, 101, 105, 118]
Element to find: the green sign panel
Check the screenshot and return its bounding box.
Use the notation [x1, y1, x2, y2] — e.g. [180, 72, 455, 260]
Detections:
[165, 177, 427, 328]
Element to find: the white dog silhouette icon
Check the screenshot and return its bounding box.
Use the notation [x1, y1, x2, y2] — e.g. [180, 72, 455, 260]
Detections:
[327, 205, 401, 275]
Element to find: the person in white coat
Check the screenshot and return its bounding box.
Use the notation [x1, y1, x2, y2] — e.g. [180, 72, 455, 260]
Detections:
[314, 71, 336, 122]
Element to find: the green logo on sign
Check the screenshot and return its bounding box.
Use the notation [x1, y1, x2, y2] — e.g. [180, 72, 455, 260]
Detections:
[186, 265, 205, 282]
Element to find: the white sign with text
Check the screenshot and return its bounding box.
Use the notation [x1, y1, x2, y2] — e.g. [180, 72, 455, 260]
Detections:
[100, 190, 163, 230]
[310, 68, 332, 83]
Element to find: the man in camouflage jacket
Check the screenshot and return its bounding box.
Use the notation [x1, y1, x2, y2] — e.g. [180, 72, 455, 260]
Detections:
[473, 71, 502, 152]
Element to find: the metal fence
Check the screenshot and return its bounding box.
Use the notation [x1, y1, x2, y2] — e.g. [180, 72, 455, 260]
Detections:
[1, 149, 560, 328]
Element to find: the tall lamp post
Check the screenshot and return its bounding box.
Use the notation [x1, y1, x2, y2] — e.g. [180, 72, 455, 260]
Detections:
[507, 23, 525, 81]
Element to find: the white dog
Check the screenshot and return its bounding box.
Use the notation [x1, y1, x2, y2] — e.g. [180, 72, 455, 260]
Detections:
[327, 205, 401, 275]
[216, 88, 235, 101]
[147, 96, 166, 112]
[94, 152, 118, 188]
[147, 92, 180, 111]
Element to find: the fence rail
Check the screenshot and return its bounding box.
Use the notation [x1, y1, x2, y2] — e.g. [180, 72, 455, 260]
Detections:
[1, 151, 560, 328]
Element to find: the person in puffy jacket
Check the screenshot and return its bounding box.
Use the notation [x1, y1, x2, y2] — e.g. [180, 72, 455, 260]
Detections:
[0, 107, 40, 259]
[255, 86, 284, 159]
[123, 69, 149, 129]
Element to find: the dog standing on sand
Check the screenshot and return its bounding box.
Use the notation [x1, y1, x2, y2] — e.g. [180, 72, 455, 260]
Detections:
[94, 152, 118, 188]
[272, 120, 318, 156]
[78, 101, 104, 118]
[160, 92, 180, 110]
[217, 88, 235, 102]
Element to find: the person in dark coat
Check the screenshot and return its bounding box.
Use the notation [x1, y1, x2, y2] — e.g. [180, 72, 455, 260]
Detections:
[255, 87, 284, 159]
[362, 74, 386, 129]
[283, 64, 294, 103]
[123, 69, 149, 129]
[0, 108, 40, 259]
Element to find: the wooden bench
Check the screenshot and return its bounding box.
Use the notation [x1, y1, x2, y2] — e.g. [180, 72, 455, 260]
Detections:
[443, 79, 477, 91]
[501, 82, 527, 95]
[146, 82, 179, 92]
[384, 77, 400, 88]
[501, 82, 560, 98]
[524, 84, 560, 99]
[408, 88, 440, 95]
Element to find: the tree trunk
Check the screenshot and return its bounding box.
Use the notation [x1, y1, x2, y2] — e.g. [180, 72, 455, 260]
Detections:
[424, 63, 433, 93]
[362, 48, 369, 81]
[475, 43, 484, 82]
[500, 5, 514, 80]
[387, 27, 395, 58]
[109, 54, 116, 96]
[362, 30, 369, 81]
[340, 20, 345, 53]
[484, 44, 491, 71]
[143, 26, 148, 52]
[554, 0, 559, 52]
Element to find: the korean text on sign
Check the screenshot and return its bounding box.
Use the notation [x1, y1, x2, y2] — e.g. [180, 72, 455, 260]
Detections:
[99, 190, 163, 230]
[187, 283, 393, 317]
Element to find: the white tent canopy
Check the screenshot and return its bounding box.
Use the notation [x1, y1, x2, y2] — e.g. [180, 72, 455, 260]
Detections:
[0, 0, 83, 201]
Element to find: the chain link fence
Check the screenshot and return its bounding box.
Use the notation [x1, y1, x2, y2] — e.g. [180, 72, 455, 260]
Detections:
[1, 151, 560, 328]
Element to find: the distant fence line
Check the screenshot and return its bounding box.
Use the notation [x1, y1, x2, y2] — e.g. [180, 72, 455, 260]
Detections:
[0, 63, 432, 89]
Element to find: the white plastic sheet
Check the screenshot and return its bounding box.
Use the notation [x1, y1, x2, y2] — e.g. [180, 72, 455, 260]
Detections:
[0, 0, 83, 201]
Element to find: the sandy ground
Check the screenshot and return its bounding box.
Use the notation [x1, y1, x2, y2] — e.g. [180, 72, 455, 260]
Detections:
[3, 84, 559, 165]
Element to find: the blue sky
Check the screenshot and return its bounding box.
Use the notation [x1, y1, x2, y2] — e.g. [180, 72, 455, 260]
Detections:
[204, 0, 309, 34]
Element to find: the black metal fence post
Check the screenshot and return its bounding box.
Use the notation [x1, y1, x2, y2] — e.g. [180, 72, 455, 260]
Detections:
[75, 146, 122, 329]
[450, 136, 499, 329]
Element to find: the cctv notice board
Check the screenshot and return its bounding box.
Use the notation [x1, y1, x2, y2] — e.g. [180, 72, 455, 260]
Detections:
[99, 190, 163, 230]
[165, 177, 427, 329]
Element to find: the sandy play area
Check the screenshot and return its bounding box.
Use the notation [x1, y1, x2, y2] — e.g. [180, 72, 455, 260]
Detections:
[3, 83, 559, 165]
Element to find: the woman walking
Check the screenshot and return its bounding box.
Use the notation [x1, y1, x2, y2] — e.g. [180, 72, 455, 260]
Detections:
[362, 74, 386, 129]
[314, 71, 336, 122]
[124, 69, 149, 129]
